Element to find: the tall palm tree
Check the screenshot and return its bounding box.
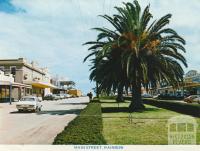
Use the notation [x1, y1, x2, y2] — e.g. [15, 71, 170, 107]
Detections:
[84, 41, 130, 102]
[84, 0, 187, 111]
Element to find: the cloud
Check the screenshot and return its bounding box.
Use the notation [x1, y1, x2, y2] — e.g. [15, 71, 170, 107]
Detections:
[0, 0, 25, 14]
[0, 0, 199, 93]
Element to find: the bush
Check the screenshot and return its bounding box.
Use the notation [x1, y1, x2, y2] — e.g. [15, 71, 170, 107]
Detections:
[53, 102, 106, 145]
[0, 98, 14, 102]
[143, 99, 200, 117]
[157, 94, 183, 100]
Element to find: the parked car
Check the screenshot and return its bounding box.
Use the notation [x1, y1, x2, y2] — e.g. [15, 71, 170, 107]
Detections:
[56, 94, 64, 99]
[184, 95, 200, 104]
[193, 97, 200, 104]
[63, 94, 72, 99]
[142, 93, 152, 98]
[153, 94, 161, 99]
[44, 94, 55, 101]
[52, 94, 60, 100]
[16, 96, 42, 112]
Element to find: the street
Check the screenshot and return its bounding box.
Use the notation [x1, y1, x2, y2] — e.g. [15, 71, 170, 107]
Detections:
[0, 97, 89, 144]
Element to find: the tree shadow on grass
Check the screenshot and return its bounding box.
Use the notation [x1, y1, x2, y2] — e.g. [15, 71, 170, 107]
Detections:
[59, 103, 88, 105]
[101, 107, 161, 113]
[100, 101, 130, 104]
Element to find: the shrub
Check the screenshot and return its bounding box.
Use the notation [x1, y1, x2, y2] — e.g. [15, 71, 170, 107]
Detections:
[143, 99, 200, 117]
[53, 102, 106, 145]
[157, 94, 184, 100]
[0, 98, 14, 102]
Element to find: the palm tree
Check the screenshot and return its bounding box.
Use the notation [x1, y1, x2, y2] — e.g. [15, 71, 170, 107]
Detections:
[84, 42, 130, 102]
[84, 0, 187, 111]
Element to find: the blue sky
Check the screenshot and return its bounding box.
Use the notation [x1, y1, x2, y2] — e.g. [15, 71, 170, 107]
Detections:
[0, 0, 200, 94]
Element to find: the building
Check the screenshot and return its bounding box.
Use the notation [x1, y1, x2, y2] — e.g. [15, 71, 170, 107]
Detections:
[149, 70, 200, 96]
[0, 70, 29, 102]
[184, 70, 200, 95]
[68, 89, 82, 97]
[51, 76, 76, 95]
[0, 58, 56, 101]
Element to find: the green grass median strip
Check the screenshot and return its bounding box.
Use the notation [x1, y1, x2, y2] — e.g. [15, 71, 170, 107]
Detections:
[53, 102, 106, 145]
[143, 99, 200, 117]
[101, 100, 200, 144]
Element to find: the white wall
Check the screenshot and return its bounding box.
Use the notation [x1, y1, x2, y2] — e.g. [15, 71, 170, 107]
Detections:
[0, 71, 14, 82]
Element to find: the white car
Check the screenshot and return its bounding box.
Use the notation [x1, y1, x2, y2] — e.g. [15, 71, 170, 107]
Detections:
[193, 96, 200, 104]
[16, 96, 42, 112]
[142, 93, 152, 98]
[64, 94, 72, 98]
[59, 94, 65, 99]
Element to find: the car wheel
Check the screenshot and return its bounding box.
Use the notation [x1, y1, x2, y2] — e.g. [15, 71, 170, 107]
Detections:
[18, 109, 22, 112]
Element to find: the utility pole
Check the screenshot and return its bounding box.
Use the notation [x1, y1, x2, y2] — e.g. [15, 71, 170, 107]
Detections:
[9, 83, 12, 105]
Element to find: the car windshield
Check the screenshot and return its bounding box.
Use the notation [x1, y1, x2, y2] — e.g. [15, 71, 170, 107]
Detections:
[21, 98, 35, 101]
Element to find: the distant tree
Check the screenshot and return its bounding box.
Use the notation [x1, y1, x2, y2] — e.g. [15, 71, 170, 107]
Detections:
[60, 81, 76, 89]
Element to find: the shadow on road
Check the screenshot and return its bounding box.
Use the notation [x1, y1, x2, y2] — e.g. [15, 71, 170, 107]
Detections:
[10, 111, 35, 114]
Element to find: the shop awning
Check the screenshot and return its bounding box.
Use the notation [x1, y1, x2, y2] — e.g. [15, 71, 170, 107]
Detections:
[183, 82, 200, 88]
[0, 81, 31, 88]
[24, 81, 57, 89]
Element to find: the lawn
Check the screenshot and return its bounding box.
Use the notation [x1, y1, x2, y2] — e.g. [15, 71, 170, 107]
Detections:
[101, 99, 200, 144]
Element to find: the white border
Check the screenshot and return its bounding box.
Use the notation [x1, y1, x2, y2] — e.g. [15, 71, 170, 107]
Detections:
[0, 145, 200, 151]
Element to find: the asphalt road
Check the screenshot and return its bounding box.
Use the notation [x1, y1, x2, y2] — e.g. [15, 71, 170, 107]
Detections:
[0, 97, 89, 144]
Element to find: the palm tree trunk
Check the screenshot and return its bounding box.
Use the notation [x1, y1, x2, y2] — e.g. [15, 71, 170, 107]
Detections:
[116, 83, 124, 102]
[129, 77, 145, 112]
[96, 82, 99, 98]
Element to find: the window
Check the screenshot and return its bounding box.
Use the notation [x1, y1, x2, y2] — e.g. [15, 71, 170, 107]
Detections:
[0, 66, 4, 72]
[10, 66, 16, 76]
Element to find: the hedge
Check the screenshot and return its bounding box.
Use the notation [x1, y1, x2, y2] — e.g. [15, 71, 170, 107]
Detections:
[157, 95, 184, 100]
[143, 99, 200, 117]
[53, 102, 106, 145]
[0, 98, 14, 102]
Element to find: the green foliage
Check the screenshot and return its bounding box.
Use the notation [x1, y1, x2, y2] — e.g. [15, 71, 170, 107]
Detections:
[143, 99, 200, 117]
[157, 95, 183, 100]
[53, 102, 106, 145]
[84, 0, 187, 110]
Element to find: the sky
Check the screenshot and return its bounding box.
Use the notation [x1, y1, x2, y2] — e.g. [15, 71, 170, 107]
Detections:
[0, 0, 200, 94]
